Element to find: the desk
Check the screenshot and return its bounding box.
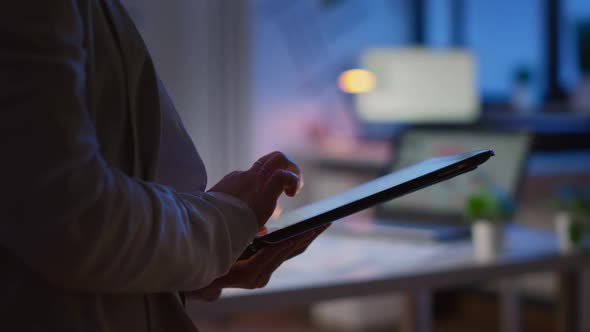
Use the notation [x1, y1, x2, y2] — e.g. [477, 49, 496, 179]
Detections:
[188, 224, 590, 332]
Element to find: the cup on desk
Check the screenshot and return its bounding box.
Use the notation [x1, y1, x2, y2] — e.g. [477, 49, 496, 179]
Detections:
[472, 220, 504, 262]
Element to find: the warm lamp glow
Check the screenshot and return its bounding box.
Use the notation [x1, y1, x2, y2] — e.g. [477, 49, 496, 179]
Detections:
[338, 69, 376, 94]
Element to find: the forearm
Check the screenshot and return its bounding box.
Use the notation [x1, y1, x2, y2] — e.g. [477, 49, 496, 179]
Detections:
[3, 133, 258, 293]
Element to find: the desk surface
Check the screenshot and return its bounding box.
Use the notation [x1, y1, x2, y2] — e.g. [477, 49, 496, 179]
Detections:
[187, 223, 590, 317]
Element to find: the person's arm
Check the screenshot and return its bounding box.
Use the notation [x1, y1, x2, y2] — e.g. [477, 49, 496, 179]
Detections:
[188, 224, 330, 302]
[0, 1, 259, 293]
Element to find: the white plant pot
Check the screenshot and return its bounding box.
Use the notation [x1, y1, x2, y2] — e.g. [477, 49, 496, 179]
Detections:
[571, 76, 590, 112]
[555, 211, 582, 253]
[472, 221, 503, 262]
[511, 82, 534, 113]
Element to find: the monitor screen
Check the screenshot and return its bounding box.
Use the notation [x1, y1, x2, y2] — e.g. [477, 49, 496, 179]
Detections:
[356, 48, 480, 124]
[381, 130, 530, 216]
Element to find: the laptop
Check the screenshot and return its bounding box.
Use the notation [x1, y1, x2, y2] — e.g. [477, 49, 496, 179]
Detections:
[340, 128, 531, 242]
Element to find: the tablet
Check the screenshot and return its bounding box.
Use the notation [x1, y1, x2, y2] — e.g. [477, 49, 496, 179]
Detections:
[242, 149, 494, 257]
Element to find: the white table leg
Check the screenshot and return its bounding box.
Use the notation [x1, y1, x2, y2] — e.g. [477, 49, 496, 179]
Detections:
[500, 279, 521, 332]
[402, 289, 433, 332]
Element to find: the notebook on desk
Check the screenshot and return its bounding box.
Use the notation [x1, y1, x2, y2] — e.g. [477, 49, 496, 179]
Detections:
[343, 128, 532, 242]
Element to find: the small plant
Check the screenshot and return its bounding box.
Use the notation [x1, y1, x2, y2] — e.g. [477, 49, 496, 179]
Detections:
[556, 185, 590, 215]
[514, 65, 532, 84]
[556, 185, 590, 244]
[467, 187, 514, 260]
[464, 187, 514, 223]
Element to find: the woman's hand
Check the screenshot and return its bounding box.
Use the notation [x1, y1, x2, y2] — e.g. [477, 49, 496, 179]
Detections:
[187, 225, 329, 302]
[209, 151, 303, 227]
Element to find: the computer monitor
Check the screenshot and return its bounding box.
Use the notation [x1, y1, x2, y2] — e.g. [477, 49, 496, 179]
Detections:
[356, 48, 480, 125]
[380, 129, 531, 221]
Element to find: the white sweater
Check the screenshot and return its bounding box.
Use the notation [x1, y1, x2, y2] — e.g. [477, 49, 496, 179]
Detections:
[0, 0, 257, 331]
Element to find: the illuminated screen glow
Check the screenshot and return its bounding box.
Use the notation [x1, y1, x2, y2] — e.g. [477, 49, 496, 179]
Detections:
[356, 48, 479, 124]
[383, 130, 530, 215]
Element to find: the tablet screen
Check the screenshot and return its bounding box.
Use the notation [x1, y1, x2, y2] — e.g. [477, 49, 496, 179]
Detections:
[263, 151, 492, 236]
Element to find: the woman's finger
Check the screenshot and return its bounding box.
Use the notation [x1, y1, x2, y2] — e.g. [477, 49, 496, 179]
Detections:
[207, 226, 329, 291]
[249, 239, 293, 265]
[283, 159, 304, 194]
[264, 169, 299, 198]
[215, 240, 292, 289]
[286, 224, 331, 259]
[254, 245, 295, 287]
[239, 239, 296, 288]
[252, 151, 283, 168]
[260, 152, 290, 172]
[262, 152, 303, 192]
[289, 224, 330, 247]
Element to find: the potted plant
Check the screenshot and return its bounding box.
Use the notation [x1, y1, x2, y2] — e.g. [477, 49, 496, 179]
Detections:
[511, 65, 535, 113]
[555, 186, 590, 252]
[464, 187, 514, 261]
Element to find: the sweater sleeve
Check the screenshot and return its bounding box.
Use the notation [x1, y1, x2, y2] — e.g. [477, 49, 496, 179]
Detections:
[0, 0, 258, 293]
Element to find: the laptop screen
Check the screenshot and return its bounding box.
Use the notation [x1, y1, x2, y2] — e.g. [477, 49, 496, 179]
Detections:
[381, 130, 530, 217]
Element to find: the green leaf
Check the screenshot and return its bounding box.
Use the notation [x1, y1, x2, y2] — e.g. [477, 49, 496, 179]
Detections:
[569, 221, 584, 244]
[464, 188, 514, 223]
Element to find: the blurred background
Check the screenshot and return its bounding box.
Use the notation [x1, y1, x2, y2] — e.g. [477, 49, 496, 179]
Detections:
[123, 1, 590, 331]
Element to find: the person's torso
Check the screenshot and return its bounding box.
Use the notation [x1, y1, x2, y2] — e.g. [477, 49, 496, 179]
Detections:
[1, 1, 204, 331]
[87, 0, 206, 191]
